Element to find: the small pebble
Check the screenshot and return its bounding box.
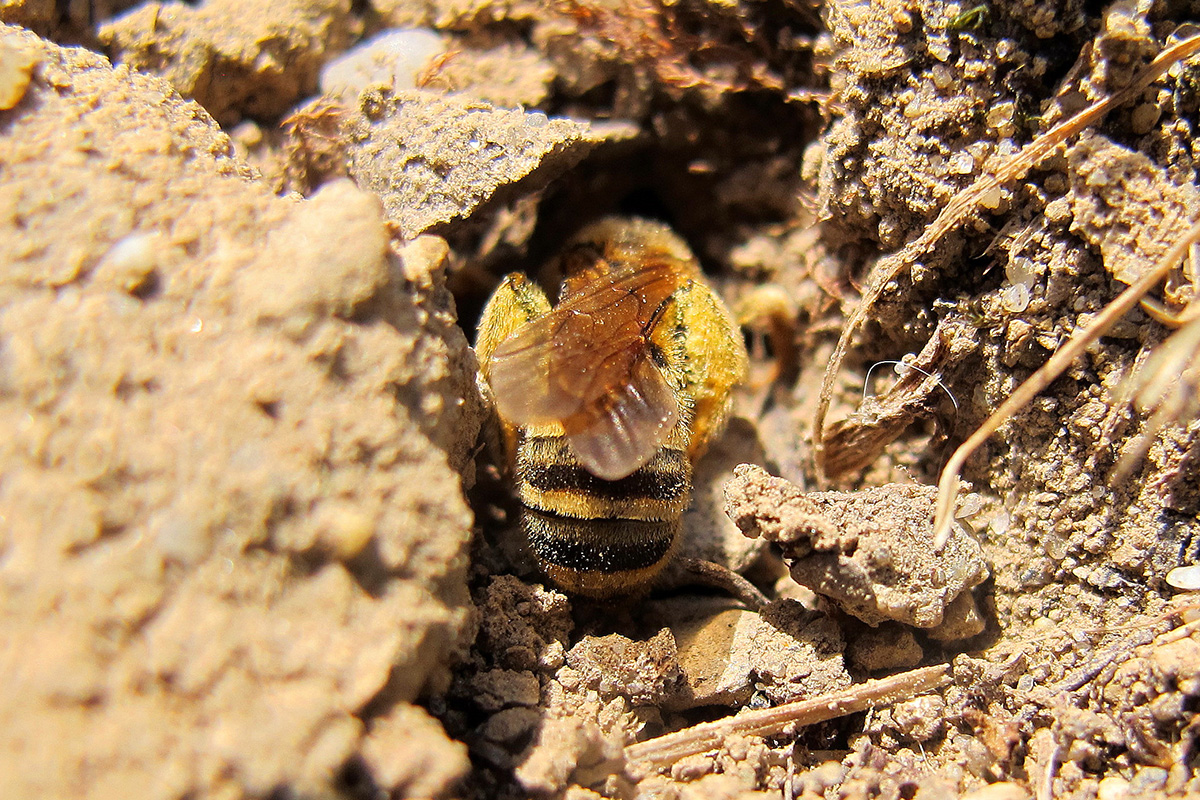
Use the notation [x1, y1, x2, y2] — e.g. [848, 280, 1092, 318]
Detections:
[320, 28, 445, 97]
[1130, 103, 1161, 135]
[92, 232, 163, 296]
[1166, 565, 1200, 591]
[792, 760, 845, 795]
[1097, 775, 1131, 800]
[314, 503, 375, 559]
[999, 283, 1031, 313]
[961, 782, 1030, 800]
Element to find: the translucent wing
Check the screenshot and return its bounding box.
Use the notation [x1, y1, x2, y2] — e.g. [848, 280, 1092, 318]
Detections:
[486, 257, 687, 478]
[485, 309, 589, 426]
[564, 354, 679, 480]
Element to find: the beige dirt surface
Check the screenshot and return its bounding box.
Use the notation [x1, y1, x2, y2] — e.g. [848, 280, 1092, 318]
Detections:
[3, 0, 1200, 799]
[0, 21, 480, 800]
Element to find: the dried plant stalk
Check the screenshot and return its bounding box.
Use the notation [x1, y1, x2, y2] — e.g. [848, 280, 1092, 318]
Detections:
[1111, 313, 1200, 478]
[813, 32, 1200, 479]
[624, 664, 950, 774]
[932, 219, 1200, 546]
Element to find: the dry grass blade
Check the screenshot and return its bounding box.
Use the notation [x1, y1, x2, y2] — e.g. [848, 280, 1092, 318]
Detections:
[932, 219, 1200, 546]
[813, 32, 1200, 480]
[624, 664, 950, 774]
[1111, 312, 1200, 478]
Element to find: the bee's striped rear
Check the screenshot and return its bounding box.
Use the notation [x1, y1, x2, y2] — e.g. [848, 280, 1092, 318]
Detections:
[516, 434, 690, 597]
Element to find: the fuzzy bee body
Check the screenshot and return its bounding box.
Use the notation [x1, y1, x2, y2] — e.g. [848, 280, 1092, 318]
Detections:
[476, 218, 747, 597]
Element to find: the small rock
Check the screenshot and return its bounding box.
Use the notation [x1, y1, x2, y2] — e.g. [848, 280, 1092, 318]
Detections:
[670, 753, 715, 781]
[793, 760, 845, 795]
[647, 596, 850, 710]
[91, 232, 167, 297]
[312, 502, 376, 559]
[926, 590, 987, 642]
[1097, 775, 1131, 800]
[1129, 766, 1168, 794]
[848, 624, 924, 672]
[320, 28, 445, 98]
[891, 695, 946, 742]
[469, 669, 542, 710]
[961, 782, 1031, 800]
[725, 466, 991, 629]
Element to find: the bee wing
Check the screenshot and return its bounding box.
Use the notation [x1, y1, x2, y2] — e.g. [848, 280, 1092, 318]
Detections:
[487, 259, 685, 429]
[486, 310, 591, 425]
[566, 354, 679, 480]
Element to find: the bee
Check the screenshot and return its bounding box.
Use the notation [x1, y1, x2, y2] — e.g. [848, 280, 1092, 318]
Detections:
[475, 217, 748, 597]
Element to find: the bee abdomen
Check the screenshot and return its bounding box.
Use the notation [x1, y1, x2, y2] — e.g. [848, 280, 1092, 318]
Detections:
[518, 435, 691, 519]
[526, 460, 687, 501]
[522, 508, 679, 597]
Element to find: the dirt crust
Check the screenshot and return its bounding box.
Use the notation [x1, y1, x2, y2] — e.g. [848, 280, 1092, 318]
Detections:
[0, 24, 479, 800]
[725, 464, 990, 636]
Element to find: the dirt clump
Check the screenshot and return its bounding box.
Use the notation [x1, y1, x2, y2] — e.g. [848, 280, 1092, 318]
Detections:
[343, 89, 604, 237]
[726, 464, 990, 637]
[0, 24, 479, 800]
[99, 0, 357, 124]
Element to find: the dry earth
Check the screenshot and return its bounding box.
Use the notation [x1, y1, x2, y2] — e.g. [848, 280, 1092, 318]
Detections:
[2, 1, 1200, 799]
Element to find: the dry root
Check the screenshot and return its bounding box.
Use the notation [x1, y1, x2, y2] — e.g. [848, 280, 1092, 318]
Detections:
[624, 664, 950, 775]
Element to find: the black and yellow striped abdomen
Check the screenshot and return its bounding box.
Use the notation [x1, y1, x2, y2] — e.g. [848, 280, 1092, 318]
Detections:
[516, 434, 692, 596]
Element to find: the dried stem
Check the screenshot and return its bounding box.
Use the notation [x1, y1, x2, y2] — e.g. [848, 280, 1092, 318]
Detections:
[624, 664, 950, 774]
[932, 219, 1200, 546]
[813, 32, 1200, 480]
[678, 557, 770, 612]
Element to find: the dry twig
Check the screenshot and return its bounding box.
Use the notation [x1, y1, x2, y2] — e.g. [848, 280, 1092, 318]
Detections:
[624, 664, 950, 774]
[932, 219, 1200, 545]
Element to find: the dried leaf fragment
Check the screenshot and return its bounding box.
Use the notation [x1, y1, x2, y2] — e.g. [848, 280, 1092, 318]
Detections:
[822, 317, 976, 478]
